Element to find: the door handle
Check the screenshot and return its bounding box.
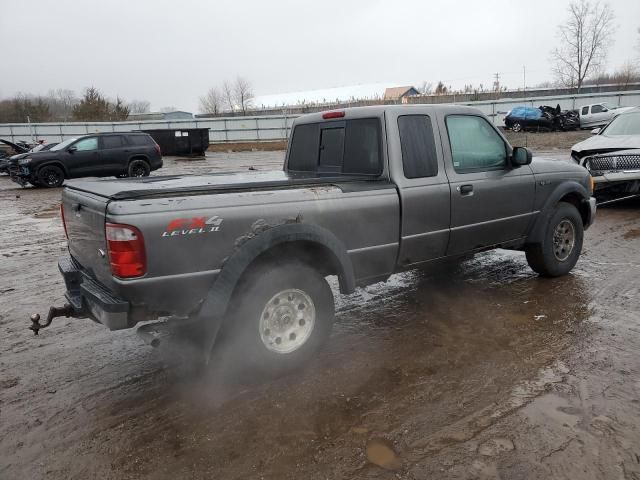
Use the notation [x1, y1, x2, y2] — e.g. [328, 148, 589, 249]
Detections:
[458, 184, 474, 196]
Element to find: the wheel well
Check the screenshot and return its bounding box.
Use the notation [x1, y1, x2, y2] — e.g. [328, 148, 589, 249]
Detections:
[559, 192, 589, 226]
[37, 162, 68, 178]
[129, 155, 149, 165]
[235, 240, 346, 294]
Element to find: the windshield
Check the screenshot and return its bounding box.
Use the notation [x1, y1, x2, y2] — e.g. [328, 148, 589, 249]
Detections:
[50, 137, 78, 151]
[601, 112, 640, 136]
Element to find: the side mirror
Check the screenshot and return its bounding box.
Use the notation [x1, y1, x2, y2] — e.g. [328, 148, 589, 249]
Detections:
[601, 108, 608, 112]
[511, 146, 532, 167]
[68, 146, 77, 153]
[591, 128, 601, 135]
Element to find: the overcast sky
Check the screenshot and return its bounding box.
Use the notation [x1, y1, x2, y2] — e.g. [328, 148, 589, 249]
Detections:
[1, 0, 639, 112]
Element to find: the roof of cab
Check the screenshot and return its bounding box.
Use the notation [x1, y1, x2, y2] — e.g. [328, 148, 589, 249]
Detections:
[293, 104, 485, 125]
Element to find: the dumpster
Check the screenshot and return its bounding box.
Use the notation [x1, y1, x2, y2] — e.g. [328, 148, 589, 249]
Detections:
[140, 128, 209, 156]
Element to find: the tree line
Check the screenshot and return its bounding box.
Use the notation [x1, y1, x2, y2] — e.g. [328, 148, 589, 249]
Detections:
[0, 87, 152, 123]
[199, 76, 254, 115]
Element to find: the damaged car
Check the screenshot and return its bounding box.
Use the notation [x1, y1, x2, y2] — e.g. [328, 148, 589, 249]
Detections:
[504, 105, 579, 132]
[571, 107, 640, 199]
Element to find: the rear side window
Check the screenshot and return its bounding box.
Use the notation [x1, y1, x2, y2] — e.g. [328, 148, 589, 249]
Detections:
[128, 134, 153, 146]
[102, 135, 125, 149]
[288, 118, 382, 175]
[582, 106, 589, 115]
[398, 115, 438, 178]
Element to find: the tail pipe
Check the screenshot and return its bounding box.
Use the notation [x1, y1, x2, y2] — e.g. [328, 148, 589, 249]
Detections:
[29, 304, 74, 335]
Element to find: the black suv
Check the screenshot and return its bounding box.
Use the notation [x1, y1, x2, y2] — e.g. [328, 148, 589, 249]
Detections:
[8, 132, 163, 188]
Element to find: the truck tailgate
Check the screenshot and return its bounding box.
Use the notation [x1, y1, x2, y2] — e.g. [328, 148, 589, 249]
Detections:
[62, 188, 113, 285]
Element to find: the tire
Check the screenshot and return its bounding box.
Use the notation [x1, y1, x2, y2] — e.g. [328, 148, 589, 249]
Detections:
[128, 159, 150, 177]
[28, 179, 41, 187]
[512, 122, 523, 132]
[525, 202, 584, 277]
[219, 262, 335, 376]
[37, 165, 64, 188]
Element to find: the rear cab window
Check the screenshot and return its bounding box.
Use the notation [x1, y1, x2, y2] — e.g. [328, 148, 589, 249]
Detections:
[288, 118, 382, 176]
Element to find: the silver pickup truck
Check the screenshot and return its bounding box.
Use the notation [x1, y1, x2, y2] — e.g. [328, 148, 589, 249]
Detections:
[34, 105, 596, 373]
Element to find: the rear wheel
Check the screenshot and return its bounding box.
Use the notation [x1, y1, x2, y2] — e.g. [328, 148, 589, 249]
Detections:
[128, 159, 150, 178]
[525, 202, 584, 277]
[219, 262, 335, 376]
[37, 165, 64, 188]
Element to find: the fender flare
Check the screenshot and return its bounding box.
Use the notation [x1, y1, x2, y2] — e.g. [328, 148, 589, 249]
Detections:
[196, 223, 356, 320]
[527, 181, 590, 244]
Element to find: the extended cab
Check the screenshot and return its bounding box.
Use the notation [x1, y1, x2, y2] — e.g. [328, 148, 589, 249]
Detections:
[35, 105, 596, 373]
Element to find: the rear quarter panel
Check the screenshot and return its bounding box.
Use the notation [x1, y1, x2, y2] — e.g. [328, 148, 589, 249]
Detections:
[106, 185, 400, 314]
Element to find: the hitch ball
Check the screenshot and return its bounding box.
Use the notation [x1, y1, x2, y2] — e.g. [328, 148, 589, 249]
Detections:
[29, 314, 42, 335]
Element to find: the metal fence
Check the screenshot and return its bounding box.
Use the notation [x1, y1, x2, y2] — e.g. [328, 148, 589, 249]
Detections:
[1, 90, 639, 145]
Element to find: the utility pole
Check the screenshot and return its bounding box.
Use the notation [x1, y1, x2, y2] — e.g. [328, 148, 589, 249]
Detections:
[523, 66, 526, 98]
[493, 72, 501, 98]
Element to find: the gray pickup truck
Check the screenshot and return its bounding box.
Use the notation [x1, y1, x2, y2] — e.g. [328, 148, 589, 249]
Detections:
[34, 105, 596, 373]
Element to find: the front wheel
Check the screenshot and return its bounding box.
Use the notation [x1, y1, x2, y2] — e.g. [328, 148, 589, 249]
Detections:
[220, 262, 335, 376]
[525, 202, 584, 277]
[37, 165, 64, 188]
[512, 122, 523, 132]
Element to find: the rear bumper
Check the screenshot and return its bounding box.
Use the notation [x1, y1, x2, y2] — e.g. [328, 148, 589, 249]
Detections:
[59, 256, 132, 330]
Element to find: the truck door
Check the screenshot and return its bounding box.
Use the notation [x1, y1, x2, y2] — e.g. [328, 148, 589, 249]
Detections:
[589, 104, 609, 126]
[439, 114, 535, 255]
[390, 113, 451, 266]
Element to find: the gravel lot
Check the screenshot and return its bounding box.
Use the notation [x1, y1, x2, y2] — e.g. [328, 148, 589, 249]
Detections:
[1, 144, 640, 479]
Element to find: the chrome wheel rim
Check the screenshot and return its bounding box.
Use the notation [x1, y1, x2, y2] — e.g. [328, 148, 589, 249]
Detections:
[553, 219, 576, 261]
[259, 289, 315, 354]
[513, 123, 522, 132]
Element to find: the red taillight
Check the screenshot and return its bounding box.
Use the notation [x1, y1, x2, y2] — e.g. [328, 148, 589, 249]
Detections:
[322, 111, 345, 119]
[60, 204, 68, 239]
[154, 141, 161, 155]
[105, 223, 146, 278]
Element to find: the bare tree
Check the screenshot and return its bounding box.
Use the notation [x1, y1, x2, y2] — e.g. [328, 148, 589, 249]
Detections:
[551, 0, 615, 90]
[419, 81, 433, 95]
[222, 80, 235, 112]
[128, 100, 151, 114]
[199, 87, 223, 115]
[233, 77, 254, 115]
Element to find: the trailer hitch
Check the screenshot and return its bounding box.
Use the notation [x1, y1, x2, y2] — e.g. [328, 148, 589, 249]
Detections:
[29, 304, 74, 335]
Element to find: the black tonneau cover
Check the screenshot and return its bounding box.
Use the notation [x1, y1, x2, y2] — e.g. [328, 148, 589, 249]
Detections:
[65, 170, 394, 200]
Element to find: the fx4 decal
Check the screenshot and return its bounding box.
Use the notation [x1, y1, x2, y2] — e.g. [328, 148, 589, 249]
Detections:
[162, 216, 224, 237]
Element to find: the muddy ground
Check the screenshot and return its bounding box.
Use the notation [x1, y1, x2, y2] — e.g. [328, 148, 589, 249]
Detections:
[1, 145, 639, 479]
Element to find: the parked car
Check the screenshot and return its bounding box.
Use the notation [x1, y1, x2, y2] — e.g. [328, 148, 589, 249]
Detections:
[8, 132, 162, 187]
[504, 105, 579, 132]
[32, 105, 596, 375]
[571, 107, 640, 199]
[578, 103, 634, 129]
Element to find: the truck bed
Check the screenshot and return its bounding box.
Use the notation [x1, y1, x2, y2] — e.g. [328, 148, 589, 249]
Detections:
[65, 170, 394, 200]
